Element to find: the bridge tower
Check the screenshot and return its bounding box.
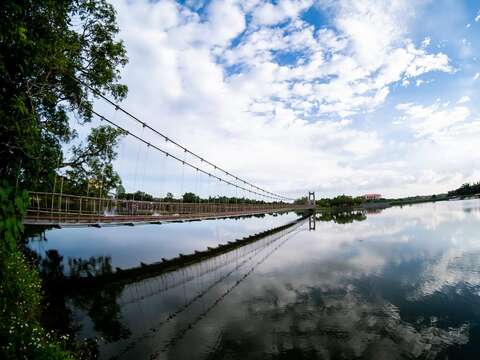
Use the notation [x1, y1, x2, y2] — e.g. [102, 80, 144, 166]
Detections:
[308, 192, 315, 207]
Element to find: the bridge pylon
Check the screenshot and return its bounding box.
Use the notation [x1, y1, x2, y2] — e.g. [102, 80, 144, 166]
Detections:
[308, 192, 315, 207]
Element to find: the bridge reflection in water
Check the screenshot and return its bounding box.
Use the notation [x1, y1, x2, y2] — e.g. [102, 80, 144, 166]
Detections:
[56, 215, 310, 359]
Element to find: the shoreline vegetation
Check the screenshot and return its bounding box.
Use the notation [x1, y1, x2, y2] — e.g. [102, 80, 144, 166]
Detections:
[1, 0, 130, 358]
[314, 181, 480, 212]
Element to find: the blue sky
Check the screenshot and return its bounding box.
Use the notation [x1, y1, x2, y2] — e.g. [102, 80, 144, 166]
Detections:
[96, 0, 480, 198]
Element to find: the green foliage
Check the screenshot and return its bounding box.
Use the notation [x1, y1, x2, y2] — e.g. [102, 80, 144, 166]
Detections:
[0, 182, 74, 359]
[116, 184, 126, 196]
[315, 195, 364, 209]
[183, 192, 199, 203]
[206, 195, 266, 204]
[63, 125, 126, 196]
[387, 194, 449, 206]
[0, 0, 128, 191]
[294, 196, 308, 205]
[448, 182, 480, 197]
[117, 190, 271, 204]
[118, 190, 154, 201]
[0, 1, 129, 357]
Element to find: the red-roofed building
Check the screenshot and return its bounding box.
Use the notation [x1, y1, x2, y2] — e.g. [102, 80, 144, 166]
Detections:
[363, 193, 382, 200]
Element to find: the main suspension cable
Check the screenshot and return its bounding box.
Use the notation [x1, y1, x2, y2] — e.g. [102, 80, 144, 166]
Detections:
[72, 75, 293, 201]
[90, 109, 286, 201]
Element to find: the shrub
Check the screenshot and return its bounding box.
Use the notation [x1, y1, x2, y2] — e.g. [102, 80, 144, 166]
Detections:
[0, 182, 74, 359]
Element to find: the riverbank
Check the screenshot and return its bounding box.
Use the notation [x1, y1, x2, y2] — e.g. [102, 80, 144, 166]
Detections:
[316, 194, 480, 213]
[365, 194, 480, 208]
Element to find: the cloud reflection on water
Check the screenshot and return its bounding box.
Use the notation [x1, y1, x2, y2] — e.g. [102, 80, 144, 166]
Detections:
[49, 199, 480, 359]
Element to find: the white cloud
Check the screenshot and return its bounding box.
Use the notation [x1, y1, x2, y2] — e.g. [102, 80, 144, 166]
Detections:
[218, 1, 453, 120]
[89, 0, 470, 199]
[457, 95, 470, 104]
[251, 0, 313, 25]
[474, 73, 480, 81]
[207, 0, 246, 46]
[387, 101, 480, 195]
[396, 102, 472, 139]
[328, 0, 410, 69]
[421, 36, 431, 48]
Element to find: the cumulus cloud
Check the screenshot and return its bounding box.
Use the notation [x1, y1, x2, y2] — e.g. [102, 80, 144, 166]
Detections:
[251, 0, 313, 25]
[89, 0, 472, 199]
[395, 101, 477, 140]
[385, 100, 480, 196]
[207, 0, 246, 46]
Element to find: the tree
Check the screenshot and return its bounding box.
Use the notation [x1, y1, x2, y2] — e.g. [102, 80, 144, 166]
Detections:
[0, 1, 128, 358]
[183, 192, 199, 203]
[0, 0, 128, 190]
[294, 196, 308, 205]
[315, 195, 365, 209]
[63, 125, 126, 196]
[116, 184, 125, 197]
[0, 183, 75, 359]
[448, 182, 480, 197]
[117, 190, 154, 201]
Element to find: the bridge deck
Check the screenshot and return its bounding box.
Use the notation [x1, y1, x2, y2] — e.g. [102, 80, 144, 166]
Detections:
[25, 192, 313, 227]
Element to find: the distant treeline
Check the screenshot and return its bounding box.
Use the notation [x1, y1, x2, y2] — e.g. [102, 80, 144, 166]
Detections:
[315, 195, 364, 208]
[116, 181, 480, 207]
[386, 194, 449, 206]
[116, 190, 281, 204]
[386, 181, 480, 205]
[294, 194, 364, 209]
[448, 182, 480, 197]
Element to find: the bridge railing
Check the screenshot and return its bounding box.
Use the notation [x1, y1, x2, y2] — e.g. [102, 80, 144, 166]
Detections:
[26, 191, 312, 224]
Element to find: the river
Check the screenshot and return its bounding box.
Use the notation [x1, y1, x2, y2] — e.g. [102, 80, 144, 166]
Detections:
[27, 199, 480, 359]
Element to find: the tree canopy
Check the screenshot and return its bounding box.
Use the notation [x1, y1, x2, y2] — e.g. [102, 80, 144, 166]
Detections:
[63, 125, 126, 196]
[448, 182, 480, 197]
[0, 0, 128, 191]
[316, 195, 364, 208]
[0, 1, 128, 358]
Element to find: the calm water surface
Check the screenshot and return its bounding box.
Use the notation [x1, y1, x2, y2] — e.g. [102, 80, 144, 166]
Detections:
[28, 200, 480, 359]
[28, 212, 299, 271]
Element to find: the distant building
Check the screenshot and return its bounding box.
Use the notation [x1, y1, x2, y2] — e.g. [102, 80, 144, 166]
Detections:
[363, 193, 382, 200]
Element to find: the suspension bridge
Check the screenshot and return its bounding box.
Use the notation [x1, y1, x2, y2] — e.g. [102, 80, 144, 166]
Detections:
[24, 77, 315, 227]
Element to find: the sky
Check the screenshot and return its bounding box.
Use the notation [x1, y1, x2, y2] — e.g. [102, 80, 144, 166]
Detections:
[93, 0, 480, 199]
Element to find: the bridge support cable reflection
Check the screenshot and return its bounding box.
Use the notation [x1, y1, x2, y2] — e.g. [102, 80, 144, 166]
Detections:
[111, 219, 307, 359]
[150, 225, 304, 359]
[119, 225, 301, 307]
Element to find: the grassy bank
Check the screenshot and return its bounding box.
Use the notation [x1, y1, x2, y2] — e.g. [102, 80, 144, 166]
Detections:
[0, 183, 76, 359]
